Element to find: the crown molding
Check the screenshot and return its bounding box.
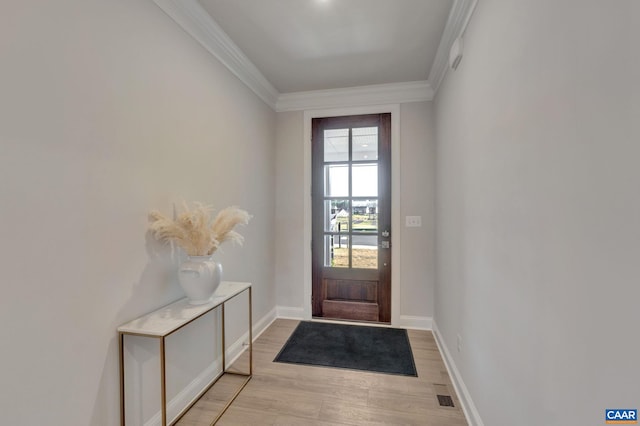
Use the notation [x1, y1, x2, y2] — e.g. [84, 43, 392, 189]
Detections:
[276, 81, 434, 112]
[428, 0, 479, 93]
[153, 0, 279, 109]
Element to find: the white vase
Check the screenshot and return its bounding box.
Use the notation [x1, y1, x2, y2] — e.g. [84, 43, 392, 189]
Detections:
[178, 255, 222, 305]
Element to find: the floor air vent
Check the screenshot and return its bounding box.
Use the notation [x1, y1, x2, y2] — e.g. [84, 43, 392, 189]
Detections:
[437, 394, 455, 407]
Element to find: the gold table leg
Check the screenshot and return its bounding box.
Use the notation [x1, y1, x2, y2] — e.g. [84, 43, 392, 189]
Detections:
[209, 287, 253, 425]
[221, 303, 226, 371]
[119, 333, 125, 426]
[160, 336, 167, 426]
[249, 287, 253, 375]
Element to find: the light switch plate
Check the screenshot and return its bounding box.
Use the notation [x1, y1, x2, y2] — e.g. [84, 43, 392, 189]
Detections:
[405, 216, 422, 227]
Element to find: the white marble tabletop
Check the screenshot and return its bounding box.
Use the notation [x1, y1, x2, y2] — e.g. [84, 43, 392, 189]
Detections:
[117, 281, 251, 337]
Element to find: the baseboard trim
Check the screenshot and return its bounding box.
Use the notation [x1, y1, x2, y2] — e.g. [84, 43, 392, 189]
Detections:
[432, 320, 484, 426]
[398, 315, 433, 330]
[253, 307, 278, 342]
[276, 305, 305, 320]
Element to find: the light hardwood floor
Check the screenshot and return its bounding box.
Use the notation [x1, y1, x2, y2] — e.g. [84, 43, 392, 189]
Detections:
[177, 319, 468, 426]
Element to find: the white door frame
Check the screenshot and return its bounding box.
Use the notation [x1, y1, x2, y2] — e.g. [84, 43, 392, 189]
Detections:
[303, 104, 401, 326]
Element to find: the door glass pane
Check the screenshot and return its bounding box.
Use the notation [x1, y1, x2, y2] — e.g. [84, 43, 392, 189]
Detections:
[352, 240, 378, 269]
[324, 164, 348, 197]
[324, 128, 349, 162]
[325, 235, 349, 268]
[352, 127, 378, 161]
[352, 163, 378, 196]
[351, 199, 377, 233]
[325, 200, 350, 232]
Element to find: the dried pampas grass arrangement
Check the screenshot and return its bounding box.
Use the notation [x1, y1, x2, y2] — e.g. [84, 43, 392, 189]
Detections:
[148, 203, 251, 256]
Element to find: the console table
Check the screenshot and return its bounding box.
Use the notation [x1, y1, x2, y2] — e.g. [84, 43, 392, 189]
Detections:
[118, 281, 252, 426]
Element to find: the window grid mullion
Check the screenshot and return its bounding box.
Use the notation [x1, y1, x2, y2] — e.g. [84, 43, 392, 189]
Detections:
[348, 127, 353, 269]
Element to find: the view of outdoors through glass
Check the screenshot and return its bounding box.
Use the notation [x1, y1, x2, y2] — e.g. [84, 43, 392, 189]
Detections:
[322, 127, 379, 269]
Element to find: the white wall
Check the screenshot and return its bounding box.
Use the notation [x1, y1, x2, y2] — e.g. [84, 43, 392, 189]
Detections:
[274, 102, 437, 325]
[434, 1, 640, 425]
[399, 102, 436, 320]
[274, 111, 305, 315]
[0, 1, 276, 425]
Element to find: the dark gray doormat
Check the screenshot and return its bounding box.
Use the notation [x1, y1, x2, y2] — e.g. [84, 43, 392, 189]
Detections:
[274, 321, 417, 377]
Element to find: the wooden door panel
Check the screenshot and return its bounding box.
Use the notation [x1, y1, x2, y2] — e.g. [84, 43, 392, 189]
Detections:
[325, 279, 378, 303]
[322, 300, 379, 322]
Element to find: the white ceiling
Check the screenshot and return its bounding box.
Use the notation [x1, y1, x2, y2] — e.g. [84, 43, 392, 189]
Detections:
[153, 0, 477, 109]
[198, 0, 454, 93]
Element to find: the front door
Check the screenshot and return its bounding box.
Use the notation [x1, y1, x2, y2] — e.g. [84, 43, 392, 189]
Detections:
[311, 113, 391, 323]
